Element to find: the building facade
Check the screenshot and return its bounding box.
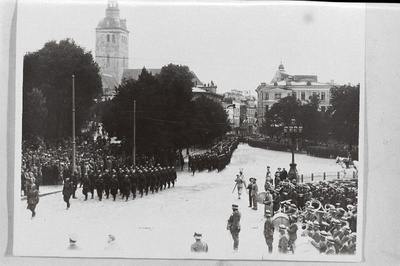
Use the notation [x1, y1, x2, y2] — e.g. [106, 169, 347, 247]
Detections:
[256, 63, 335, 125]
[95, 0, 129, 97]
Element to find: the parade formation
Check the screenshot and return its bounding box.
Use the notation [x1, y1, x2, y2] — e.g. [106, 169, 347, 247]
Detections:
[20, 136, 359, 258]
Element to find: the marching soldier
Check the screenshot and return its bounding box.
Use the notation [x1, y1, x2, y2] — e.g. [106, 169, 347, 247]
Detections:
[138, 170, 146, 197]
[81, 174, 91, 201]
[287, 214, 298, 253]
[110, 174, 119, 201]
[130, 169, 138, 199]
[103, 169, 111, 199]
[122, 174, 131, 201]
[63, 178, 74, 209]
[88, 170, 96, 199]
[95, 174, 104, 201]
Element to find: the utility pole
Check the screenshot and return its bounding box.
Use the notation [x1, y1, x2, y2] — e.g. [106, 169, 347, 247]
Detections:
[133, 100, 136, 167]
[72, 75, 76, 176]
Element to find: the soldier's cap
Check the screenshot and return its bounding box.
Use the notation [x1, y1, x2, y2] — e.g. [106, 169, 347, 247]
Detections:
[253, 178, 257, 181]
[232, 204, 238, 210]
[350, 232, 357, 239]
[249, 178, 254, 182]
[69, 233, 78, 242]
[279, 224, 286, 230]
[193, 232, 202, 239]
[320, 230, 328, 237]
[290, 203, 297, 209]
[313, 221, 320, 227]
[343, 226, 351, 232]
[291, 214, 298, 220]
[265, 210, 271, 216]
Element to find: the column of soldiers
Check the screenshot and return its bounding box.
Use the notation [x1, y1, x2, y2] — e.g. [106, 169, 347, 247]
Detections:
[188, 138, 239, 174]
[80, 164, 177, 202]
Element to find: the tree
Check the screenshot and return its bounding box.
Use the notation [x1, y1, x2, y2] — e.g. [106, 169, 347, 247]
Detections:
[22, 88, 48, 144]
[261, 96, 302, 140]
[193, 96, 230, 145]
[23, 39, 102, 142]
[102, 65, 198, 159]
[327, 84, 360, 149]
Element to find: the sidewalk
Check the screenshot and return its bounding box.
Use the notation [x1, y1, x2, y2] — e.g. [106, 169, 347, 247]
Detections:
[21, 185, 63, 201]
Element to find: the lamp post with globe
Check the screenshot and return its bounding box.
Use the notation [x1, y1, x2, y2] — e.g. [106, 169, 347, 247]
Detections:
[283, 118, 303, 182]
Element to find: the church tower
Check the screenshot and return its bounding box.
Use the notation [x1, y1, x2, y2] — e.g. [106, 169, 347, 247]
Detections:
[96, 0, 129, 92]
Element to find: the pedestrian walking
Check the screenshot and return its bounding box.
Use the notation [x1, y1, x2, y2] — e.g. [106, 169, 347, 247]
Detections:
[26, 183, 39, 218]
[263, 210, 274, 253]
[63, 178, 73, 209]
[227, 204, 241, 250]
[190, 232, 209, 252]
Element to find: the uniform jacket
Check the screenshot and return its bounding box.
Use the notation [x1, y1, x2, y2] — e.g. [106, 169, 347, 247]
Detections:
[227, 210, 241, 231]
[264, 218, 274, 238]
[251, 183, 258, 196]
[287, 223, 298, 241]
[191, 241, 208, 252]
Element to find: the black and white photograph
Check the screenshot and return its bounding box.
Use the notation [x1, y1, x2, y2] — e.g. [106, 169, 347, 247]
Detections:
[8, 0, 397, 264]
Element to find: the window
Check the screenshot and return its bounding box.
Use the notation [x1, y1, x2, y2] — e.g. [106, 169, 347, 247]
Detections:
[107, 34, 110, 42]
[312, 91, 318, 98]
[107, 55, 110, 65]
[321, 92, 326, 101]
[275, 93, 281, 100]
[301, 92, 306, 100]
[265, 105, 269, 112]
[112, 34, 115, 43]
[265, 93, 269, 100]
[293, 91, 297, 99]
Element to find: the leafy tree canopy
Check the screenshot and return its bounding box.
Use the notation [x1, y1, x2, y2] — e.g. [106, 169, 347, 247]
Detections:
[23, 39, 102, 142]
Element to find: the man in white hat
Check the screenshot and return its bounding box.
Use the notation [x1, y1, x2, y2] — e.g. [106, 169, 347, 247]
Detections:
[278, 224, 289, 253]
[263, 210, 274, 253]
[287, 214, 298, 253]
[190, 232, 208, 252]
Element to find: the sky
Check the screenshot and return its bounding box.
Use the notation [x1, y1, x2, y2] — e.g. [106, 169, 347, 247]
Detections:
[16, 0, 365, 95]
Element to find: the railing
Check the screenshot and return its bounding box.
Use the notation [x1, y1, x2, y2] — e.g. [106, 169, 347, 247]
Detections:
[298, 171, 357, 183]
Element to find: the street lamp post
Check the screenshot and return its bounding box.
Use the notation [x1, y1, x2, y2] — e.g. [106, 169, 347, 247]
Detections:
[283, 118, 303, 182]
[71, 75, 76, 177]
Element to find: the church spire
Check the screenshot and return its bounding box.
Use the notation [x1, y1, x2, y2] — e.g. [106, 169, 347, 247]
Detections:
[278, 61, 285, 71]
[106, 0, 120, 19]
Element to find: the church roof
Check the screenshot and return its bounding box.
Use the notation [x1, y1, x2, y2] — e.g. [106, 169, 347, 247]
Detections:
[97, 17, 128, 31]
[122, 69, 162, 82]
[122, 68, 203, 86]
[101, 73, 119, 95]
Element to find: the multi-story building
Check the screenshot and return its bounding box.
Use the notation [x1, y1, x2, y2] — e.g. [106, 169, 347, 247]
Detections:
[95, 0, 129, 98]
[256, 63, 335, 125]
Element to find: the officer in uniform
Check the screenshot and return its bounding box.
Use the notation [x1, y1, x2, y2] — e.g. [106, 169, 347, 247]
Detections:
[95, 173, 104, 201]
[263, 210, 274, 253]
[122, 174, 131, 201]
[227, 204, 241, 250]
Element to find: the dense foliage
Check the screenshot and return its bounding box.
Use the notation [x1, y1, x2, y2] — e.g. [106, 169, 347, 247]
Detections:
[101, 65, 229, 157]
[260, 84, 360, 148]
[23, 39, 102, 143]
